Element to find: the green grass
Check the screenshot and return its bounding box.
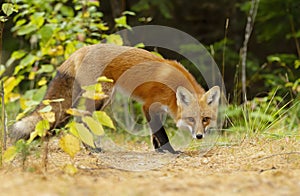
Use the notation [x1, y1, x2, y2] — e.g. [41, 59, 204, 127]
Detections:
[223, 92, 300, 141]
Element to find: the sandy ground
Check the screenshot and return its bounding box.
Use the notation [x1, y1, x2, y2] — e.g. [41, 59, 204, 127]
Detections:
[0, 137, 300, 196]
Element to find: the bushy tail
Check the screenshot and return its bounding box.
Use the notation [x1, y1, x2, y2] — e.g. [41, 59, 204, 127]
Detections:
[9, 70, 77, 142]
[10, 112, 42, 142]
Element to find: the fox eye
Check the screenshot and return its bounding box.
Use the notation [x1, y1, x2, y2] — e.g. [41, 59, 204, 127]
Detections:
[202, 117, 210, 124]
[186, 117, 195, 123]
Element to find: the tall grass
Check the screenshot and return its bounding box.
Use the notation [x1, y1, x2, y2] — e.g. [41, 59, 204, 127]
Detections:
[224, 90, 299, 140]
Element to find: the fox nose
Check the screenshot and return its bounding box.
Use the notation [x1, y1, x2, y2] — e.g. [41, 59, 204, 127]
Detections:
[196, 134, 203, 139]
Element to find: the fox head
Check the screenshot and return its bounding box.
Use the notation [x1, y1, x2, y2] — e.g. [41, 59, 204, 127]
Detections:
[175, 86, 220, 139]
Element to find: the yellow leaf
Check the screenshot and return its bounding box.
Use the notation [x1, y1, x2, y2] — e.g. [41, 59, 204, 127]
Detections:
[93, 111, 115, 130]
[82, 116, 104, 136]
[65, 42, 76, 59]
[28, 71, 35, 80]
[83, 11, 90, 18]
[4, 76, 17, 93]
[55, 45, 64, 56]
[42, 98, 65, 105]
[75, 122, 95, 148]
[42, 99, 51, 105]
[59, 134, 80, 159]
[66, 108, 88, 116]
[97, 23, 109, 31]
[48, 45, 64, 56]
[63, 164, 78, 175]
[16, 112, 25, 121]
[3, 146, 18, 162]
[82, 91, 107, 100]
[8, 92, 20, 102]
[40, 111, 55, 123]
[20, 97, 27, 110]
[97, 76, 113, 83]
[27, 131, 38, 144]
[82, 83, 103, 92]
[3, 76, 23, 102]
[27, 120, 50, 144]
[58, 32, 66, 41]
[38, 77, 47, 86]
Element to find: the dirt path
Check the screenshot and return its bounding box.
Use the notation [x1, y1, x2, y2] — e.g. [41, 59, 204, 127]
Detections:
[1, 138, 300, 196]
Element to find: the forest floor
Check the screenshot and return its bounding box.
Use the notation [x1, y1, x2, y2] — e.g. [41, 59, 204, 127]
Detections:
[1, 137, 300, 196]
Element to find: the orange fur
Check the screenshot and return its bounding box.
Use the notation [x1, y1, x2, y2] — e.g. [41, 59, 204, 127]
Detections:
[59, 45, 205, 119]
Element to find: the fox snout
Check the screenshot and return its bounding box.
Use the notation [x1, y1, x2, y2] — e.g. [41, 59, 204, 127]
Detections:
[196, 126, 218, 139]
[196, 134, 203, 139]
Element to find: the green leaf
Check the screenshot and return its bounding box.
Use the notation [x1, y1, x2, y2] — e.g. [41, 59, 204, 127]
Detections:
[0, 16, 8, 22]
[21, 54, 36, 66]
[267, 55, 281, 63]
[38, 25, 54, 44]
[30, 12, 45, 28]
[75, 122, 95, 148]
[132, 0, 150, 12]
[2, 3, 14, 17]
[13, 54, 37, 74]
[87, 0, 100, 7]
[61, 5, 74, 17]
[93, 111, 115, 130]
[59, 134, 81, 158]
[35, 120, 50, 136]
[37, 64, 54, 74]
[295, 60, 300, 69]
[122, 11, 136, 16]
[156, 0, 173, 19]
[14, 19, 27, 28]
[17, 23, 38, 36]
[38, 105, 52, 113]
[82, 116, 105, 136]
[114, 16, 131, 30]
[11, 50, 26, 59]
[104, 34, 123, 45]
[66, 121, 80, 138]
[134, 43, 145, 48]
[32, 85, 47, 102]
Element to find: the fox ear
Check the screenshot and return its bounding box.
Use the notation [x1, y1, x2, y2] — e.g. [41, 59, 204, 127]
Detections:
[204, 86, 220, 106]
[176, 86, 194, 106]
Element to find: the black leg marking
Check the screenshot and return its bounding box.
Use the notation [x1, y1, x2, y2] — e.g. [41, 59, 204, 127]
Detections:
[148, 113, 176, 154]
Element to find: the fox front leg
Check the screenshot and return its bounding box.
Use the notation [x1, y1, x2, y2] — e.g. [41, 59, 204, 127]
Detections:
[143, 104, 177, 154]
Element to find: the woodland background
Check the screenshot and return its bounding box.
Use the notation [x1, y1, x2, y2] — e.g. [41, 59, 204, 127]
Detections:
[0, 0, 299, 163]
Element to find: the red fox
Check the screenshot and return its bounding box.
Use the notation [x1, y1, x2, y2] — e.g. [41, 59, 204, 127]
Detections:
[10, 44, 220, 153]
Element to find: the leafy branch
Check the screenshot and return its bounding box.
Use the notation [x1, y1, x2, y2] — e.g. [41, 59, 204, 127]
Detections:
[0, 1, 18, 167]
